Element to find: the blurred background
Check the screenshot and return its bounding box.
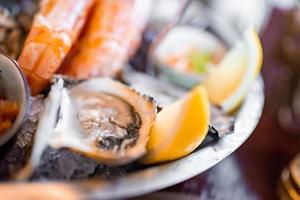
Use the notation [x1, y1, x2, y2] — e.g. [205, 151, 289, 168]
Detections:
[1, 0, 300, 199]
[134, 0, 300, 199]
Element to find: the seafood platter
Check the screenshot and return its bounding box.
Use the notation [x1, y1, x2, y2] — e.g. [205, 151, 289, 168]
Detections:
[0, 0, 264, 199]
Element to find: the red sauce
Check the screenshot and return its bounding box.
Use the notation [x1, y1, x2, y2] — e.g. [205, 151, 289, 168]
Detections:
[0, 96, 19, 134]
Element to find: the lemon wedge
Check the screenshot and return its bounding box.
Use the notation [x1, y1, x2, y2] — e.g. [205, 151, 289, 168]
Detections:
[204, 26, 263, 113]
[141, 85, 210, 164]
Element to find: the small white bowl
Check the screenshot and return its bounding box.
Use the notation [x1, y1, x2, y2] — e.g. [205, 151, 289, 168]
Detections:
[0, 54, 30, 146]
[154, 26, 226, 89]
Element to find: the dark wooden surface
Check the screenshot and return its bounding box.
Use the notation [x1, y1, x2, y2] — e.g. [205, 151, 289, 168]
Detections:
[135, 8, 300, 200]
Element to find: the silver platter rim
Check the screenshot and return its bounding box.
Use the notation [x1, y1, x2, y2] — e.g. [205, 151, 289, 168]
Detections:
[0, 76, 264, 200]
[87, 76, 264, 199]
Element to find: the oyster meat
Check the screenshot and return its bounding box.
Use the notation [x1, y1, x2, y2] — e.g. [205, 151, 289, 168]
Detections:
[19, 78, 157, 179]
[51, 78, 157, 165]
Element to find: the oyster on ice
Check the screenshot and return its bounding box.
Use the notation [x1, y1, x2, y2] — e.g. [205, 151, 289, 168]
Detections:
[51, 78, 157, 165]
[17, 78, 157, 179]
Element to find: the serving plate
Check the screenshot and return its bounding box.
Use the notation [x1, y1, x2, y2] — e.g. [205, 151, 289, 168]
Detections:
[0, 76, 264, 200]
[0, 0, 265, 198]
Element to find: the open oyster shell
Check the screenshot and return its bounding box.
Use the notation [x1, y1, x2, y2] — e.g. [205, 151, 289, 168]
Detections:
[51, 78, 157, 165]
[17, 78, 157, 179]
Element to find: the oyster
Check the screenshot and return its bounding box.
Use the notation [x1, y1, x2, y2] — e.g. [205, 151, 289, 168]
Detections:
[18, 78, 157, 179]
[50, 78, 157, 165]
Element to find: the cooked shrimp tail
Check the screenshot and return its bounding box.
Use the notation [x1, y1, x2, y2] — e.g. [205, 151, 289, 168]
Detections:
[18, 0, 95, 95]
[60, 0, 151, 78]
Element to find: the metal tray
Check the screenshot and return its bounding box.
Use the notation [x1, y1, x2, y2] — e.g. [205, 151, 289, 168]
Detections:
[0, 76, 264, 200]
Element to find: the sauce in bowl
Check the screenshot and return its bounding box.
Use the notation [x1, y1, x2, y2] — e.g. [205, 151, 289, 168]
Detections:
[0, 53, 29, 145]
[0, 96, 19, 134]
[153, 26, 228, 89]
[162, 45, 226, 75]
[156, 26, 227, 76]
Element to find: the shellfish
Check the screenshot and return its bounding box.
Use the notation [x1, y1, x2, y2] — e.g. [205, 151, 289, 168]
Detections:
[51, 78, 157, 165]
[17, 77, 156, 179]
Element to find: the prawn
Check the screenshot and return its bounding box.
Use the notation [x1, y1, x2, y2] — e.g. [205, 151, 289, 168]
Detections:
[18, 0, 95, 95]
[59, 0, 151, 78]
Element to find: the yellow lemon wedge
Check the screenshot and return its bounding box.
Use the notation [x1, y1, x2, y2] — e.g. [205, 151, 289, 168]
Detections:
[204, 26, 263, 113]
[140, 85, 210, 164]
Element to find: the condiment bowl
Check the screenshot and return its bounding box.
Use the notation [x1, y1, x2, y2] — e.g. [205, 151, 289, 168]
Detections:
[0, 54, 29, 146]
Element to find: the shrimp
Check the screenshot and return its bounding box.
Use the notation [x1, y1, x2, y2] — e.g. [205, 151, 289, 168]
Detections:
[18, 0, 95, 95]
[59, 0, 151, 79]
